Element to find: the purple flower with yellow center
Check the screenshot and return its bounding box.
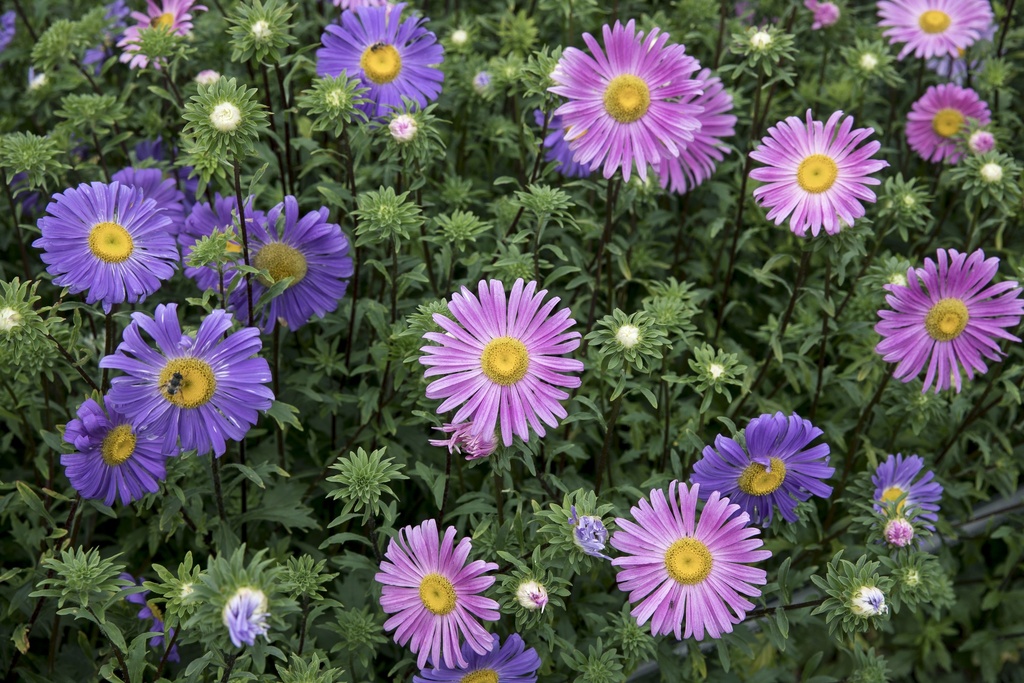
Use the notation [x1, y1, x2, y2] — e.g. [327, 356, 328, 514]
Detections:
[549, 20, 704, 183]
[223, 586, 270, 647]
[413, 633, 541, 683]
[316, 3, 444, 119]
[428, 422, 497, 461]
[375, 519, 500, 669]
[34, 181, 178, 312]
[872, 454, 943, 531]
[112, 166, 187, 234]
[179, 193, 265, 293]
[0, 11, 16, 53]
[611, 481, 771, 641]
[750, 110, 888, 237]
[121, 573, 179, 662]
[61, 397, 168, 506]
[100, 303, 274, 457]
[228, 196, 353, 332]
[878, 0, 993, 60]
[906, 84, 990, 164]
[657, 69, 737, 195]
[568, 505, 611, 560]
[118, 0, 206, 69]
[533, 110, 591, 179]
[419, 279, 584, 447]
[875, 248, 1023, 393]
[691, 412, 834, 526]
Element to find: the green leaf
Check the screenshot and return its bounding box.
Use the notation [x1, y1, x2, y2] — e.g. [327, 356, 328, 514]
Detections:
[266, 400, 303, 431]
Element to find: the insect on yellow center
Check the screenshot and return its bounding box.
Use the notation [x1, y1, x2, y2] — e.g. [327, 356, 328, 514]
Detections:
[738, 457, 788, 496]
[88, 221, 134, 264]
[460, 671, 499, 683]
[101, 424, 137, 466]
[152, 12, 175, 29]
[796, 154, 839, 194]
[664, 537, 713, 585]
[918, 9, 951, 34]
[360, 43, 402, 84]
[924, 297, 969, 341]
[603, 74, 651, 124]
[419, 573, 457, 616]
[158, 358, 217, 409]
[931, 108, 965, 138]
[253, 242, 308, 288]
[880, 485, 907, 513]
[480, 336, 529, 386]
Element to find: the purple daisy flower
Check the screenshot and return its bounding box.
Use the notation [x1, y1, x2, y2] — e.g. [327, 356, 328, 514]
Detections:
[0, 11, 16, 53]
[657, 69, 737, 195]
[118, 0, 206, 69]
[332, 0, 391, 8]
[135, 136, 200, 206]
[874, 248, 1023, 393]
[375, 519, 499, 669]
[83, 0, 131, 70]
[691, 412, 834, 526]
[316, 3, 444, 119]
[33, 181, 178, 312]
[533, 110, 591, 179]
[223, 586, 270, 647]
[414, 633, 541, 683]
[872, 454, 943, 531]
[419, 279, 584, 447]
[228, 196, 353, 332]
[112, 167, 187, 234]
[121, 573, 180, 662]
[429, 422, 497, 461]
[906, 84, 990, 164]
[100, 303, 274, 457]
[806, 0, 840, 29]
[750, 110, 889, 237]
[878, 0, 994, 60]
[925, 22, 997, 84]
[61, 397, 168, 506]
[611, 481, 771, 641]
[549, 20, 704, 183]
[179, 193, 265, 293]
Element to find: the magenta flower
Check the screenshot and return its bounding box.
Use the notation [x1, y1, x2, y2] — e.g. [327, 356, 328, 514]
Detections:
[118, 0, 206, 69]
[375, 519, 499, 669]
[428, 422, 497, 461]
[875, 249, 1023, 393]
[549, 20, 704, 182]
[533, 110, 592, 179]
[611, 481, 771, 641]
[750, 110, 888, 237]
[906, 84, 990, 164]
[419, 279, 584, 447]
[872, 454, 943, 532]
[878, 0, 994, 60]
[805, 0, 840, 29]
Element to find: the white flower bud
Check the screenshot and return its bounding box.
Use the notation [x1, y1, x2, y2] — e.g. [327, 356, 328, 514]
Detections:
[859, 53, 878, 71]
[0, 307, 22, 333]
[615, 324, 641, 349]
[516, 580, 548, 612]
[251, 19, 272, 41]
[750, 31, 772, 50]
[210, 102, 242, 132]
[851, 586, 888, 617]
[708, 363, 725, 379]
[980, 162, 1003, 183]
[450, 29, 468, 46]
[389, 114, 418, 143]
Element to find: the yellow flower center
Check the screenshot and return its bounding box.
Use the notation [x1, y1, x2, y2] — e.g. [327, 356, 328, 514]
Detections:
[664, 538, 713, 585]
[918, 9, 951, 34]
[152, 12, 175, 30]
[88, 221, 134, 264]
[738, 457, 788, 496]
[796, 154, 839, 194]
[880, 485, 907, 513]
[100, 424, 137, 466]
[158, 358, 217, 409]
[253, 242, 308, 287]
[460, 671, 499, 683]
[603, 74, 651, 124]
[360, 43, 402, 84]
[925, 298, 969, 341]
[419, 573, 457, 616]
[146, 600, 164, 622]
[931, 108, 965, 138]
[480, 336, 529, 386]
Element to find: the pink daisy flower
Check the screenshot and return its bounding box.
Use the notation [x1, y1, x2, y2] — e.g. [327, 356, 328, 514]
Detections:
[806, 0, 841, 30]
[749, 110, 889, 237]
[375, 519, 499, 669]
[657, 69, 737, 195]
[875, 249, 1024, 393]
[548, 20, 704, 182]
[611, 481, 771, 641]
[419, 279, 584, 447]
[878, 0, 994, 60]
[906, 84, 991, 164]
[118, 0, 206, 69]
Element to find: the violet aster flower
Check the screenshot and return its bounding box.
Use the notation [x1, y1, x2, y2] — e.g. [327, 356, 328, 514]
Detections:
[884, 518, 915, 547]
[925, 22, 996, 84]
[229, 196, 353, 332]
[533, 110, 591, 179]
[100, 303, 274, 457]
[906, 84, 990, 164]
[332, 0, 390, 8]
[223, 586, 270, 647]
[419, 279, 584, 447]
[121, 573, 180, 661]
[61, 397, 168, 506]
[872, 454, 943, 531]
[611, 481, 771, 641]
[691, 412, 834, 526]
[34, 181, 178, 312]
[0, 11, 16, 53]
[806, 0, 840, 29]
[657, 69, 737, 194]
[375, 519, 499, 669]
[878, 0, 994, 60]
[112, 167, 187, 234]
[750, 110, 888, 237]
[118, 0, 206, 69]
[428, 422, 497, 461]
[83, 0, 131, 70]
[874, 248, 1023, 393]
[316, 3, 444, 119]
[568, 505, 611, 560]
[549, 20, 704, 183]
[180, 193, 265, 293]
[135, 136, 199, 206]
[414, 633, 541, 683]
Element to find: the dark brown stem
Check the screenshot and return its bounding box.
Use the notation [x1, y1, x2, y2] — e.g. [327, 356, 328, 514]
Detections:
[232, 158, 255, 328]
[219, 652, 239, 683]
[45, 334, 101, 393]
[154, 625, 180, 680]
[91, 131, 111, 182]
[438, 447, 452, 523]
[583, 178, 621, 340]
[211, 455, 227, 521]
[10, 0, 39, 42]
[296, 595, 311, 655]
[101, 309, 115, 392]
[809, 258, 833, 422]
[594, 396, 622, 496]
[0, 182, 32, 280]
[742, 598, 824, 622]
